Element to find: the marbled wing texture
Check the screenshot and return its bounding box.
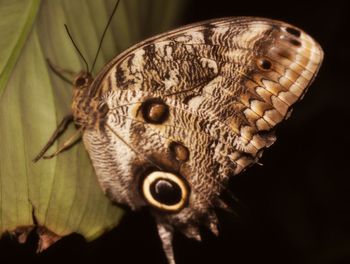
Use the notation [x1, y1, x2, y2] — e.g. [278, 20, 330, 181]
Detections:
[78, 17, 323, 241]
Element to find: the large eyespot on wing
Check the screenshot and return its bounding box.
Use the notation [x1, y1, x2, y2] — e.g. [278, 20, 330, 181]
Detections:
[142, 171, 189, 212]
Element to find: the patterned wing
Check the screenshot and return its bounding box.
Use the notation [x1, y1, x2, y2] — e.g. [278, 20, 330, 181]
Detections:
[82, 17, 323, 263]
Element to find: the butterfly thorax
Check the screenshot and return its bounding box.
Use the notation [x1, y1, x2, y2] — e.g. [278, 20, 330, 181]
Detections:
[71, 71, 99, 128]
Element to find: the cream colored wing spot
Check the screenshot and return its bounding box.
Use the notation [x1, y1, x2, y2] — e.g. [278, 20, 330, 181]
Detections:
[260, 79, 299, 105]
[227, 151, 255, 175]
[243, 107, 271, 129]
[247, 78, 292, 113]
[241, 93, 283, 127]
[255, 86, 289, 116]
[255, 118, 271, 131]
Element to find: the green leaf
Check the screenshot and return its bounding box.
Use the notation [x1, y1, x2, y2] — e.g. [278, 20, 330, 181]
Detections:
[0, 0, 40, 97]
[0, 0, 185, 247]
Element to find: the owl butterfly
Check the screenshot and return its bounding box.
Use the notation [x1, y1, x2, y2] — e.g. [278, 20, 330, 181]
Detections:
[35, 8, 323, 264]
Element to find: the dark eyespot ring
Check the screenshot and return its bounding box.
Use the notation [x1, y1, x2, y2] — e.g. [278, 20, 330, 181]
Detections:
[256, 58, 272, 71]
[142, 171, 188, 211]
[141, 98, 169, 124]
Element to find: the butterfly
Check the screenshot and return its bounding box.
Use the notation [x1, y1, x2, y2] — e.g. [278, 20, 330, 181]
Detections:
[35, 12, 323, 264]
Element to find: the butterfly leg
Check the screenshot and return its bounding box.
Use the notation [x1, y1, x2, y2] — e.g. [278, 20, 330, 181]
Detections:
[33, 114, 74, 162]
[157, 223, 175, 264]
[46, 59, 75, 85]
[42, 128, 82, 160]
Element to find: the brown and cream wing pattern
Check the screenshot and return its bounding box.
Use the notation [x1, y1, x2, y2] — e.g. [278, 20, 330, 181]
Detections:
[80, 17, 323, 264]
[87, 17, 323, 179]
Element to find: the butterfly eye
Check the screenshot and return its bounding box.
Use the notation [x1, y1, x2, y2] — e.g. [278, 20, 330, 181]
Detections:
[74, 76, 87, 87]
[141, 98, 169, 124]
[73, 73, 92, 88]
[142, 171, 188, 212]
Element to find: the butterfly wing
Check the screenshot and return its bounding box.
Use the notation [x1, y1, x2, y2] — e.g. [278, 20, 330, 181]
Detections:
[82, 17, 323, 263]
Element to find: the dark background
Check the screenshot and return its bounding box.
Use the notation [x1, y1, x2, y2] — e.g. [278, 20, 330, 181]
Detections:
[1, 0, 350, 263]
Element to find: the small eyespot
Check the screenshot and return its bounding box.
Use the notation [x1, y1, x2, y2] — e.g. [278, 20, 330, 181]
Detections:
[285, 27, 301, 38]
[289, 38, 301, 47]
[256, 58, 272, 71]
[169, 141, 189, 162]
[141, 98, 169, 124]
[277, 49, 293, 60]
[280, 35, 302, 47]
[280, 35, 301, 47]
[142, 171, 188, 212]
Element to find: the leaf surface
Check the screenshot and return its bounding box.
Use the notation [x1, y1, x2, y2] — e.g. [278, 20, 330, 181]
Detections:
[0, 0, 185, 244]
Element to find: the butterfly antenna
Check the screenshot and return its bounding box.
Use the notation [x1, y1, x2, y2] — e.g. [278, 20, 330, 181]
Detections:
[64, 24, 90, 73]
[90, 0, 121, 74]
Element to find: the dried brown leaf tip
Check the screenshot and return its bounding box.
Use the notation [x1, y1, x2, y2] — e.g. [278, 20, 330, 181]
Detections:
[11, 226, 35, 244]
[36, 227, 62, 253]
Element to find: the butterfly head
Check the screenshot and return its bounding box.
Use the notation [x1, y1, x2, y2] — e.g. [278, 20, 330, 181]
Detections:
[71, 71, 94, 126]
[73, 71, 93, 90]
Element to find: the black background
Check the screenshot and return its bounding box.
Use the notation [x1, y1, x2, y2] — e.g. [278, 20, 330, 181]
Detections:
[1, 0, 350, 263]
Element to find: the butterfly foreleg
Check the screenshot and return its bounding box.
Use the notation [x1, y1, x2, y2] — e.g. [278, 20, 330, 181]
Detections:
[42, 128, 82, 160]
[46, 59, 75, 85]
[33, 114, 74, 162]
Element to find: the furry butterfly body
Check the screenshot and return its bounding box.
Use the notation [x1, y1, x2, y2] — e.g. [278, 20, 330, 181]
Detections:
[37, 17, 323, 264]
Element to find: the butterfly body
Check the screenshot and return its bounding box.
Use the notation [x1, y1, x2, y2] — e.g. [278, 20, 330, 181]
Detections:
[40, 17, 323, 264]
